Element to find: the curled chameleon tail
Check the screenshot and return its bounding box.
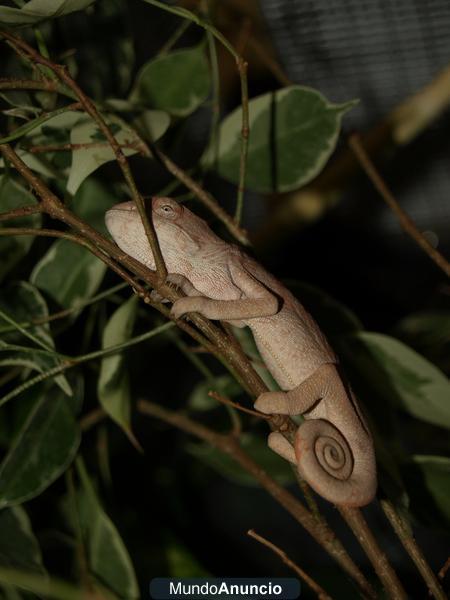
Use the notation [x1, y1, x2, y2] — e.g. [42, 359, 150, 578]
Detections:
[294, 419, 376, 507]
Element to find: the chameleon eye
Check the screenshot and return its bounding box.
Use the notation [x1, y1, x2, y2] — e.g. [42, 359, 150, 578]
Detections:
[161, 205, 173, 214]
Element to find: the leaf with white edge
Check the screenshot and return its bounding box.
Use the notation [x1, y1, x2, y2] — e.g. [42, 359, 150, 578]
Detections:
[0, 0, 95, 27]
[31, 240, 106, 310]
[409, 455, 450, 526]
[0, 506, 45, 574]
[67, 114, 160, 194]
[0, 282, 71, 396]
[76, 459, 139, 599]
[130, 46, 210, 117]
[0, 384, 80, 508]
[132, 110, 170, 143]
[343, 332, 450, 430]
[204, 86, 356, 193]
[0, 177, 42, 282]
[98, 296, 138, 438]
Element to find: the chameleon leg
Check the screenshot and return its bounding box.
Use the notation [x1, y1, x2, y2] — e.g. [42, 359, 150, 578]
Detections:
[268, 432, 297, 464]
[254, 363, 336, 416]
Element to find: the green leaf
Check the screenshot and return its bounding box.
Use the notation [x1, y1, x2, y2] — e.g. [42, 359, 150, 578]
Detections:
[395, 310, 450, 355]
[71, 178, 120, 236]
[206, 86, 356, 193]
[0, 0, 95, 27]
[165, 536, 209, 577]
[130, 46, 211, 117]
[131, 110, 170, 143]
[76, 459, 139, 599]
[98, 296, 138, 437]
[31, 241, 106, 310]
[66, 113, 167, 194]
[0, 177, 41, 282]
[408, 455, 450, 528]
[0, 282, 71, 396]
[0, 567, 88, 600]
[0, 506, 45, 575]
[187, 432, 295, 487]
[188, 374, 241, 412]
[285, 280, 362, 339]
[0, 384, 80, 508]
[342, 332, 450, 430]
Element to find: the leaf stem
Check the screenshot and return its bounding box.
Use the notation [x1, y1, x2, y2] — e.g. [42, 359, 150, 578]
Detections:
[0, 102, 82, 144]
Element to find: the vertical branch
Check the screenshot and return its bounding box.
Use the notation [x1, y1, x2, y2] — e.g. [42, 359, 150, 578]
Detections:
[234, 56, 249, 224]
[138, 0, 250, 225]
[381, 500, 447, 600]
[338, 506, 407, 599]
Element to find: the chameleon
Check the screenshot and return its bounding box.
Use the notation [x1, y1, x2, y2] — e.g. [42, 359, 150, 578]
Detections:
[105, 196, 377, 507]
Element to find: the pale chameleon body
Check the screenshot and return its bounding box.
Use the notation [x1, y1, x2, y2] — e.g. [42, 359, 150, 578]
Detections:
[105, 197, 377, 506]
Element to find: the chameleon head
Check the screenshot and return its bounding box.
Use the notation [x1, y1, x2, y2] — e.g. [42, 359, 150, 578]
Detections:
[105, 196, 223, 272]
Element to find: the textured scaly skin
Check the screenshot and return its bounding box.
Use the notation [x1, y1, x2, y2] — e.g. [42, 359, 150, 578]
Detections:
[105, 197, 377, 506]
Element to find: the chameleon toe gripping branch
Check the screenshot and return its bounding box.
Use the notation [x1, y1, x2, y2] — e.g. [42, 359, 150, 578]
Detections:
[105, 196, 377, 507]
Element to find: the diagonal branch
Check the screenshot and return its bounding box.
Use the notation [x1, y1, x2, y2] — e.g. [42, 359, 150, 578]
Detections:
[137, 398, 376, 599]
[349, 134, 450, 278]
[0, 29, 167, 280]
[248, 529, 333, 600]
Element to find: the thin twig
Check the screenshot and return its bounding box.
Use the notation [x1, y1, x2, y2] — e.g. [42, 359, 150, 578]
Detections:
[437, 557, 450, 581]
[0, 29, 167, 281]
[139, 0, 250, 229]
[0, 77, 58, 92]
[153, 148, 250, 245]
[137, 398, 376, 599]
[0, 204, 42, 221]
[208, 389, 271, 420]
[27, 141, 145, 154]
[248, 529, 333, 600]
[0, 102, 82, 144]
[79, 408, 107, 432]
[349, 134, 450, 277]
[381, 500, 447, 600]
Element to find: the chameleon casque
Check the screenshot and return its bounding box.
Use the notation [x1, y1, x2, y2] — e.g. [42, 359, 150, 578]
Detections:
[105, 196, 377, 507]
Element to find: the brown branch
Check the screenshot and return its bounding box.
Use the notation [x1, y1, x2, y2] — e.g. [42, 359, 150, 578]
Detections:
[208, 389, 271, 420]
[27, 142, 145, 154]
[0, 77, 59, 92]
[438, 557, 450, 582]
[247, 529, 333, 600]
[381, 500, 447, 600]
[254, 62, 450, 249]
[79, 408, 107, 432]
[0, 204, 43, 221]
[137, 398, 376, 599]
[338, 506, 407, 599]
[0, 29, 167, 281]
[349, 134, 450, 278]
[153, 148, 250, 246]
